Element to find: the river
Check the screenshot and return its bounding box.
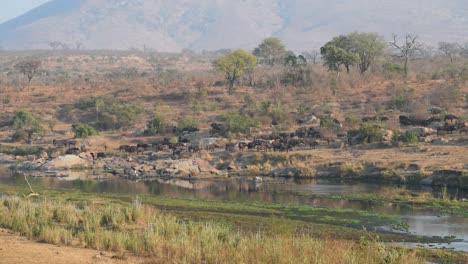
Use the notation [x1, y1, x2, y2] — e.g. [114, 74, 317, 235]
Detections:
[0, 168, 467, 251]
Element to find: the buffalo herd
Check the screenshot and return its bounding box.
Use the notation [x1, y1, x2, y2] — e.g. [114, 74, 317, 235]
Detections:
[52, 113, 466, 160]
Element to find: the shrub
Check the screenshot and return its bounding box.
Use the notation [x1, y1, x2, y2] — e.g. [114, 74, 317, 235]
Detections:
[388, 86, 414, 112]
[74, 97, 144, 130]
[383, 63, 402, 73]
[178, 116, 199, 131]
[394, 130, 419, 144]
[72, 124, 98, 138]
[0, 145, 44, 156]
[348, 123, 383, 144]
[145, 112, 165, 136]
[222, 113, 258, 134]
[12, 110, 41, 130]
[11, 130, 28, 142]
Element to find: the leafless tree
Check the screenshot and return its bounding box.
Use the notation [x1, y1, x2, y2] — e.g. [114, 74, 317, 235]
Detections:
[15, 60, 41, 90]
[48, 41, 62, 50]
[75, 41, 83, 50]
[458, 42, 468, 58]
[438, 42, 460, 63]
[389, 34, 423, 77]
[302, 50, 321, 64]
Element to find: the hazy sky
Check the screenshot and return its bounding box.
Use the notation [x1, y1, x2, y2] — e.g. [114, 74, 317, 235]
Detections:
[0, 0, 49, 23]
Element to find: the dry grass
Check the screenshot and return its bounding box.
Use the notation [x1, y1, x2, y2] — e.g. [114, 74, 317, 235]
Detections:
[0, 195, 424, 264]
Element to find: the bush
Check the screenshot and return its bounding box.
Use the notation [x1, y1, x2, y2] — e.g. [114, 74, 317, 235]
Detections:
[145, 112, 165, 136]
[222, 113, 258, 134]
[11, 130, 28, 142]
[383, 63, 402, 73]
[348, 123, 384, 144]
[393, 130, 419, 144]
[12, 110, 41, 130]
[72, 124, 98, 138]
[0, 145, 44, 156]
[178, 116, 199, 130]
[74, 97, 144, 130]
[388, 86, 415, 112]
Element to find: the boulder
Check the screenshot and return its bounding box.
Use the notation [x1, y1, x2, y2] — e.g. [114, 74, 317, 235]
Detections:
[0, 153, 16, 163]
[18, 158, 46, 170]
[162, 158, 223, 177]
[420, 170, 467, 189]
[431, 138, 449, 145]
[41, 155, 91, 171]
[270, 167, 298, 177]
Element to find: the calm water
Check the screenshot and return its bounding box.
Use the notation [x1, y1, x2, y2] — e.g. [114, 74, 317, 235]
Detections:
[0, 168, 467, 251]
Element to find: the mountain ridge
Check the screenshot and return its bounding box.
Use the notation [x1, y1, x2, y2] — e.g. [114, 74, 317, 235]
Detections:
[0, 0, 467, 51]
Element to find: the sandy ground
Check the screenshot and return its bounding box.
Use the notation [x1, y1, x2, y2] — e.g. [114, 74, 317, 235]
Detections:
[0, 229, 147, 264]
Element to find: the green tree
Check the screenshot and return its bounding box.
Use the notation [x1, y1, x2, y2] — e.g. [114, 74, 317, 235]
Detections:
[348, 32, 386, 74]
[72, 124, 98, 138]
[253, 37, 287, 65]
[283, 54, 309, 86]
[13, 110, 41, 130]
[320, 36, 359, 73]
[145, 111, 165, 135]
[213, 49, 257, 95]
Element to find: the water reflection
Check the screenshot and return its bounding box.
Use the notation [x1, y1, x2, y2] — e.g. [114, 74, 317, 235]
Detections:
[0, 167, 467, 251]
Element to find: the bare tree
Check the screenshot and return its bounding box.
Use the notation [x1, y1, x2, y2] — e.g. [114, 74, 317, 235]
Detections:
[48, 41, 62, 50]
[389, 34, 423, 77]
[438, 42, 460, 63]
[75, 41, 83, 50]
[458, 42, 468, 58]
[15, 60, 41, 90]
[302, 50, 321, 64]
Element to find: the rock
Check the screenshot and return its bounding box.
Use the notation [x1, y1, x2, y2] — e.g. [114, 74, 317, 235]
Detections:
[18, 158, 46, 170]
[410, 127, 436, 137]
[421, 170, 467, 189]
[427, 106, 443, 115]
[408, 163, 420, 171]
[41, 155, 90, 171]
[0, 153, 16, 163]
[270, 167, 298, 177]
[40, 152, 49, 160]
[162, 158, 223, 177]
[431, 138, 449, 145]
[79, 152, 94, 161]
[383, 130, 394, 141]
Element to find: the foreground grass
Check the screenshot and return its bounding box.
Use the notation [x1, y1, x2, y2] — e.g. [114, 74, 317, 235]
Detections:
[0, 195, 426, 264]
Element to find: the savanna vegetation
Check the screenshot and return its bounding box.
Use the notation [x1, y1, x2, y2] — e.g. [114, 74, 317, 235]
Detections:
[0, 32, 467, 263]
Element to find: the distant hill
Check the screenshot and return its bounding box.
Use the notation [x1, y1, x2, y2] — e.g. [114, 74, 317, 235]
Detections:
[0, 0, 467, 51]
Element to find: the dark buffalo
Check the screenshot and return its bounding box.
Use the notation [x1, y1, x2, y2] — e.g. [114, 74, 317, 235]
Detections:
[225, 143, 236, 152]
[238, 142, 247, 152]
[399, 115, 413, 126]
[444, 114, 458, 123]
[66, 148, 80, 155]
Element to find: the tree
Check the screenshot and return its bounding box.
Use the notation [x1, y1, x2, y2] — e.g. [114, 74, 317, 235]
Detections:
[438, 42, 460, 63]
[75, 41, 83, 50]
[459, 42, 468, 58]
[283, 54, 309, 86]
[213, 49, 257, 95]
[302, 50, 321, 64]
[389, 34, 423, 77]
[48, 41, 61, 50]
[15, 60, 41, 89]
[348, 32, 386, 74]
[253, 37, 286, 65]
[320, 36, 359, 73]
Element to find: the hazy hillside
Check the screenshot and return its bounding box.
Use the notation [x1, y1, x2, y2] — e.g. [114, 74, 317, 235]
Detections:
[0, 0, 467, 51]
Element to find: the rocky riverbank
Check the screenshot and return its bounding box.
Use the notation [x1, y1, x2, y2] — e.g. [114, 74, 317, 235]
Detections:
[5, 142, 468, 190]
